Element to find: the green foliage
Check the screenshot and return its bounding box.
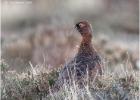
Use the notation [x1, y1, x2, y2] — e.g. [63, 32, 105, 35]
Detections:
[48, 70, 59, 86]
[0, 60, 9, 72]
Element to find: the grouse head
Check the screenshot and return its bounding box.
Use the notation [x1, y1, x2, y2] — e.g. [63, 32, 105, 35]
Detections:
[75, 21, 92, 36]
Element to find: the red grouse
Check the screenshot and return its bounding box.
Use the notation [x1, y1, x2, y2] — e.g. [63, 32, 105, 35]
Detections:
[54, 21, 103, 88]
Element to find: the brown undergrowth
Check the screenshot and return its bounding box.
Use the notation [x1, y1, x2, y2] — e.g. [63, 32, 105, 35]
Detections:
[1, 59, 139, 100]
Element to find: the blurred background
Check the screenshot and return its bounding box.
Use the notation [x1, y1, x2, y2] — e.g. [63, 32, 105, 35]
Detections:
[1, 0, 139, 72]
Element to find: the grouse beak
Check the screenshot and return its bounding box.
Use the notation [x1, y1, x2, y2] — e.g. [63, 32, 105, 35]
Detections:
[75, 23, 80, 31]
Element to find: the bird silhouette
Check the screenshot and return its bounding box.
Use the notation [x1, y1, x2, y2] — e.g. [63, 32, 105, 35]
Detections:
[54, 20, 103, 89]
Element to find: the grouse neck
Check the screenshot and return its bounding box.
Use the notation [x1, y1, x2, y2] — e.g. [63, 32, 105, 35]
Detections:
[78, 33, 95, 54]
[81, 34, 92, 45]
[81, 33, 92, 45]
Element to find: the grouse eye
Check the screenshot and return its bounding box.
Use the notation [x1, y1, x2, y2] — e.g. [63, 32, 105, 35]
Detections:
[79, 23, 86, 28]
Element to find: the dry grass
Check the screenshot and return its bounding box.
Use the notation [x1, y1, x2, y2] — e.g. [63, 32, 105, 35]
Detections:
[1, 25, 139, 100]
[2, 28, 139, 72]
[1, 59, 139, 100]
[1, 1, 139, 100]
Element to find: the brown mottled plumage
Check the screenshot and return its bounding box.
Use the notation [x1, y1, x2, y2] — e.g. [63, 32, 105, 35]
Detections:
[54, 21, 103, 89]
